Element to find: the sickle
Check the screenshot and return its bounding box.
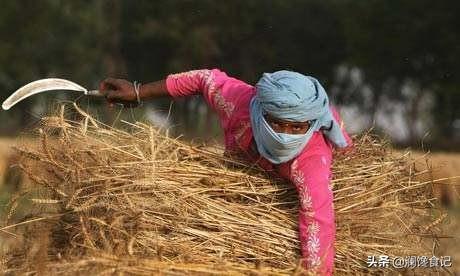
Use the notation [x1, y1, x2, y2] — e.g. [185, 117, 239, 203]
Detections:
[2, 78, 103, 110]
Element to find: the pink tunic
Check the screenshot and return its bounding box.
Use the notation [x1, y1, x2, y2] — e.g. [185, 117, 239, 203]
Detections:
[166, 69, 352, 275]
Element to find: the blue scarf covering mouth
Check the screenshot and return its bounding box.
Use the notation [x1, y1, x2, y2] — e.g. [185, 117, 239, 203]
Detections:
[250, 70, 348, 164]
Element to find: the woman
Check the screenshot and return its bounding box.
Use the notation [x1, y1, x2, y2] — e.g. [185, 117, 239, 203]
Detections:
[100, 69, 352, 275]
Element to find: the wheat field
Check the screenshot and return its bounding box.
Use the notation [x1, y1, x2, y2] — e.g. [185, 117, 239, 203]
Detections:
[0, 133, 459, 274]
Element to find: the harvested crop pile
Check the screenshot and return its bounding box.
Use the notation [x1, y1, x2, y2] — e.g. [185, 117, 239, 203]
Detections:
[1, 105, 447, 275]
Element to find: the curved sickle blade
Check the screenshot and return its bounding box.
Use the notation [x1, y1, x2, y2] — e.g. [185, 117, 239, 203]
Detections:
[2, 78, 88, 110]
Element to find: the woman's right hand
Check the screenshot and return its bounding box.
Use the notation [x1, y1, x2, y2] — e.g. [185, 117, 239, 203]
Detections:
[99, 78, 139, 107]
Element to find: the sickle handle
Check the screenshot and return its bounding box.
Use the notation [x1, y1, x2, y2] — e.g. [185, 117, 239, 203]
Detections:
[86, 90, 104, 97]
[86, 89, 139, 108]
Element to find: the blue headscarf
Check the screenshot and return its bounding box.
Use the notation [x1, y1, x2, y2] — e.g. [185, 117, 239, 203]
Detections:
[250, 70, 348, 164]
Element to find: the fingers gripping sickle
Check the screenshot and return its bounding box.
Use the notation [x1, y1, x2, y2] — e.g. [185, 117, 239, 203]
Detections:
[100, 78, 142, 108]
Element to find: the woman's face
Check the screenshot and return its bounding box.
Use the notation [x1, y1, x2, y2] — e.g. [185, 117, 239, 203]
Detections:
[264, 113, 310, 135]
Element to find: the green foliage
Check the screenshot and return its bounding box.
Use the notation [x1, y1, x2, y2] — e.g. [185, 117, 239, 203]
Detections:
[0, 0, 458, 147]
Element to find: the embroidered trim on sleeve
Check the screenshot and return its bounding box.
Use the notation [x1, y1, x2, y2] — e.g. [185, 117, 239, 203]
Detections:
[214, 90, 235, 117]
[234, 121, 250, 141]
[170, 69, 235, 118]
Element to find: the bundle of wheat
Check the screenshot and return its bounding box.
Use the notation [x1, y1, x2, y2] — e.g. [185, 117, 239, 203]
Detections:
[1, 104, 447, 275]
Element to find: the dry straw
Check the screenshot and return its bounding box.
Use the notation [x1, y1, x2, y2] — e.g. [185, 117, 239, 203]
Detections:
[1, 104, 447, 275]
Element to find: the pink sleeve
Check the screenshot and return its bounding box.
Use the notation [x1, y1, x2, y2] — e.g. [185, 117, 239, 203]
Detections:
[166, 69, 232, 111]
[290, 155, 335, 274]
[165, 69, 255, 126]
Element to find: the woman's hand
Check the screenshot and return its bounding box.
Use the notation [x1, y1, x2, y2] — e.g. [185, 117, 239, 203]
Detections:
[99, 78, 139, 107]
[99, 78, 170, 107]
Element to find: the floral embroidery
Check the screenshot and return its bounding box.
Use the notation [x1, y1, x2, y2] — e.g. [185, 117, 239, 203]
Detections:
[214, 90, 235, 117]
[298, 185, 307, 197]
[291, 161, 305, 188]
[171, 69, 235, 118]
[293, 171, 305, 188]
[304, 209, 315, 219]
[306, 225, 321, 269]
[169, 69, 217, 95]
[300, 233, 321, 269]
[299, 186, 313, 211]
[301, 195, 313, 211]
[170, 69, 213, 86]
[308, 255, 322, 269]
[234, 121, 250, 142]
[292, 159, 322, 270]
[307, 221, 320, 235]
[307, 235, 320, 254]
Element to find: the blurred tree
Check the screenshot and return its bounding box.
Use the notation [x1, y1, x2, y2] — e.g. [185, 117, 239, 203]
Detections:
[336, 0, 459, 146]
[0, 0, 120, 131]
[0, 0, 458, 148]
[119, 0, 346, 137]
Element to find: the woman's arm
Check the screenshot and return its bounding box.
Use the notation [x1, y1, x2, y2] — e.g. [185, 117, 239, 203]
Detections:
[99, 69, 241, 116]
[290, 156, 335, 274]
[99, 69, 221, 106]
[99, 78, 169, 106]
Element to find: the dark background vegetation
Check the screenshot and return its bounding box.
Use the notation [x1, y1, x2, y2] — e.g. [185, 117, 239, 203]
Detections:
[0, 0, 458, 149]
